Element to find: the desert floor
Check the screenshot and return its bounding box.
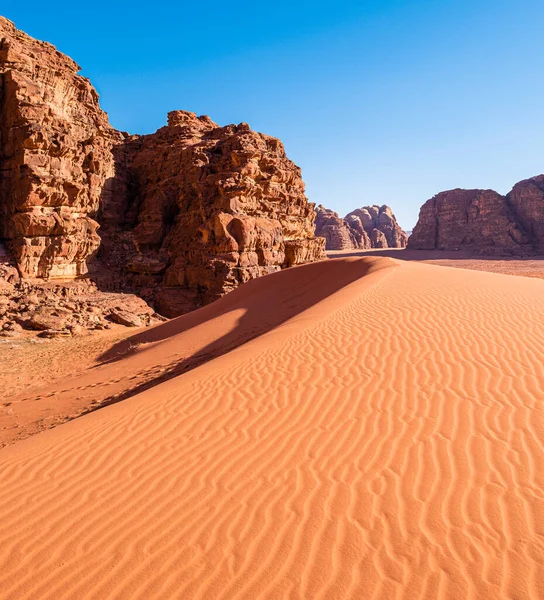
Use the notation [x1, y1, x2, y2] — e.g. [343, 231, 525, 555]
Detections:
[0, 256, 543, 599]
[328, 248, 544, 280]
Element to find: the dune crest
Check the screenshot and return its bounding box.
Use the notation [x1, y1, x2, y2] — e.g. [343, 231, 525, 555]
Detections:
[0, 257, 543, 599]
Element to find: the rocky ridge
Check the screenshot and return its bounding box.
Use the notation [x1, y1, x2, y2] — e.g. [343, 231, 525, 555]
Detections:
[315, 204, 408, 251]
[0, 17, 325, 330]
[408, 176, 544, 255]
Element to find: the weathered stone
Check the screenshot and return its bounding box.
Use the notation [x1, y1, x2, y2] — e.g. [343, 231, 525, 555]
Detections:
[315, 204, 407, 250]
[0, 18, 326, 319]
[369, 229, 388, 248]
[106, 111, 326, 306]
[24, 306, 71, 331]
[125, 256, 168, 275]
[314, 205, 364, 250]
[108, 309, 143, 328]
[0, 17, 119, 278]
[346, 205, 408, 249]
[408, 181, 544, 255]
[154, 288, 201, 319]
[0, 329, 21, 338]
[38, 329, 71, 338]
[344, 214, 371, 249]
[68, 324, 85, 336]
[506, 176, 544, 253]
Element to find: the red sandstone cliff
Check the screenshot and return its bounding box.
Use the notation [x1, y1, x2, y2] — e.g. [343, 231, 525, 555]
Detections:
[0, 17, 325, 319]
[0, 17, 120, 279]
[408, 177, 544, 255]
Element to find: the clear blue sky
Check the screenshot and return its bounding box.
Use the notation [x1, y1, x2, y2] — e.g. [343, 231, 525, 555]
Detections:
[3, 1, 544, 229]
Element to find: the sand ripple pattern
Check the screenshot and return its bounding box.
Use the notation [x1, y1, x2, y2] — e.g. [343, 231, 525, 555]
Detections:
[0, 259, 543, 599]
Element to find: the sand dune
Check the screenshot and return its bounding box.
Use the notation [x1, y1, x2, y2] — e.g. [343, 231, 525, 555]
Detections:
[0, 256, 543, 599]
[0, 257, 390, 446]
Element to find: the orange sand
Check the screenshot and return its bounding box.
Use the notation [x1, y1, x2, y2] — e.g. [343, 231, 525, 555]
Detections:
[0, 256, 543, 599]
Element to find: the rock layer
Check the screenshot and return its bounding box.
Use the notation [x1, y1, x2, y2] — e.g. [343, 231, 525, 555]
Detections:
[315, 204, 408, 250]
[0, 18, 325, 316]
[408, 177, 544, 255]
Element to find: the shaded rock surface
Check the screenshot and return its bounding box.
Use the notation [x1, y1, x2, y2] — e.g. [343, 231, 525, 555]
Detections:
[0, 263, 161, 338]
[315, 204, 408, 250]
[0, 17, 325, 321]
[408, 176, 544, 255]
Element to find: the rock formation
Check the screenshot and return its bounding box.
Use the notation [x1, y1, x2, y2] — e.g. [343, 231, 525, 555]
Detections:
[506, 176, 544, 252]
[347, 205, 408, 249]
[314, 205, 369, 250]
[0, 240, 162, 338]
[315, 204, 408, 251]
[106, 111, 325, 313]
[0, 17, 325, 321]
[0, 17, 119, 279]
[408, 176, 544, 255]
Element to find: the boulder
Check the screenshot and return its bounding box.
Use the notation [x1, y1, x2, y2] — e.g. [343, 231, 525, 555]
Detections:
[38, 329, 72, 338]
[108, 309, 143, 328]
[24, 307, 71, 331]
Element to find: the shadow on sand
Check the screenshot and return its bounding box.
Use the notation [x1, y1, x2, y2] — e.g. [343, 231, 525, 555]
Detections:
[91, 257, 390, 408]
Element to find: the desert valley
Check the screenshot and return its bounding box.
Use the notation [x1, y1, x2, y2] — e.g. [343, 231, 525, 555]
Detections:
[1, 14, 544, 600]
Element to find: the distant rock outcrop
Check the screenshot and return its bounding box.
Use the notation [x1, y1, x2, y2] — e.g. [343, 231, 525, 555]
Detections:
[315, 204, 408, 250]
[314, 206, 369, 250]
[346, 205, 409, 249]
[507, 176, 544, 252]
[408, 176, 544, 255]
[0, 17, 325, 318]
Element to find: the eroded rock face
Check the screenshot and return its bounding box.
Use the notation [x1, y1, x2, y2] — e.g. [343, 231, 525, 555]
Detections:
[111, 111, 325, 306]
[315, 204, 407, 250]
[507, 176, 544, 253]
[0, 17, 119, 279]
[314, 205, 366, 250]
[0, 18, 325, 317]
[408, 179, 544, 254]
[346, 205, 408, 249]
